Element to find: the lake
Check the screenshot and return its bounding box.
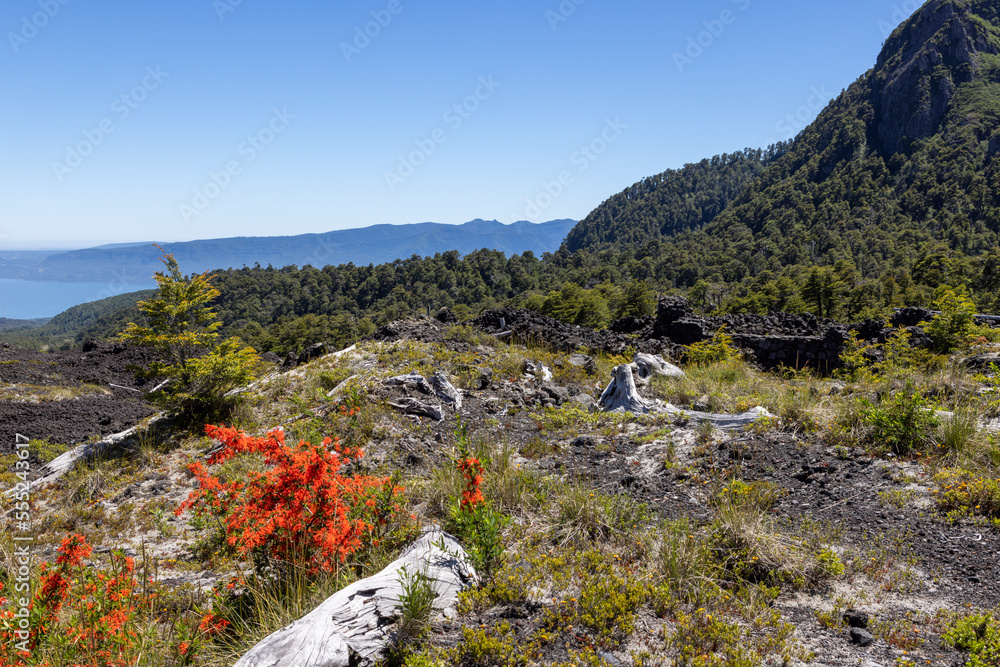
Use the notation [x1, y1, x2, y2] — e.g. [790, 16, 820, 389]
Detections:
[0, 278, 157, 320]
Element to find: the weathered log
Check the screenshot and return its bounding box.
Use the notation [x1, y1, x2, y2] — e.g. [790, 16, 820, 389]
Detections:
[633, 354, 685, 380]
[4, 415, 166, 497]
[428, 372, 463, 410]
[385, 373, 430, 393]
[663, 405, 773, 430]
[233, 531, 476, 667]
[327, 375, 361, 399]
[388, 398, 444, 421]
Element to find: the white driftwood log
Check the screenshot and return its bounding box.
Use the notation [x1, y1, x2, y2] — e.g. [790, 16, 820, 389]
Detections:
[4, 415, 166, 497]
[598, 364, 772, 429]
[388, 398, 444, 421]
[633, 354, 685, 380]
[428, 372, 463, 410]
[233, 531, 476, 667]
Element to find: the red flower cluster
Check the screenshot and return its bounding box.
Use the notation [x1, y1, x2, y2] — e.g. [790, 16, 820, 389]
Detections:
[178, 424, 403, 574]
[458, 456, 485, 511]
[0, 533, 161, 667]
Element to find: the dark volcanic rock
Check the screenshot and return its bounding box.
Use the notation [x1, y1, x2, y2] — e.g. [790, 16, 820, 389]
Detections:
[435, 307, 459, 324]
[849, 627, 875, 647]
[891, 307, 935, 328]
[0, 342, 159, 447]
[471, 309, 651, 357]
[843, 609, 870, 629]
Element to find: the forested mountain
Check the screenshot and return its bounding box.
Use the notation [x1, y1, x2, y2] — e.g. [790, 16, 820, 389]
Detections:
[1, 219, 575, 282]
[561, 0, 1000, 312]
[563, 147, 787, 253]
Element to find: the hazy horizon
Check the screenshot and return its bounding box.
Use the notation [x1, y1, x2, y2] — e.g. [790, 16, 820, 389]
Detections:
[1, 1, 910, 247]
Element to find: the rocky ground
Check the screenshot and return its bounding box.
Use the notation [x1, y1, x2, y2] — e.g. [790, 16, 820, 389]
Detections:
[3, 308, 999, 666]
[0, 341, 158, 448]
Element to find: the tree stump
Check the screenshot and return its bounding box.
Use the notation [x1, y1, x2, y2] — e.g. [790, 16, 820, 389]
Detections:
[429, 372, 463, 410]
[599, 364, 657, 414]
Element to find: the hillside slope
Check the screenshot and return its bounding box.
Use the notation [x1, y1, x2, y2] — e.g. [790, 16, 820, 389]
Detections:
[565, 0, 1000, 296]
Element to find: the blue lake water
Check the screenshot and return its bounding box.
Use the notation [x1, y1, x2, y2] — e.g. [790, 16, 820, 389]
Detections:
[0, 279, 157, 320]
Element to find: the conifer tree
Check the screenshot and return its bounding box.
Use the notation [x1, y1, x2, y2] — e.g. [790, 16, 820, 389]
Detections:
[120, 247, 259, 421]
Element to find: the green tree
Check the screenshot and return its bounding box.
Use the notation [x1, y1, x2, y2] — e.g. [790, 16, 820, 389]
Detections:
[801, 267, 845, 318]
[119, 249, 259, 422]
[924, 285, 982, 352]
[614, 280, 656, 319]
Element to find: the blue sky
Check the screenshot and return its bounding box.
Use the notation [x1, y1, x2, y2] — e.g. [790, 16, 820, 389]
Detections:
[0, 0, 921, 248]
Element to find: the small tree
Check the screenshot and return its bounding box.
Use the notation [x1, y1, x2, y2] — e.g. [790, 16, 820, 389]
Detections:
[925, 284, 980, 352]
[119, 248, 259, 421]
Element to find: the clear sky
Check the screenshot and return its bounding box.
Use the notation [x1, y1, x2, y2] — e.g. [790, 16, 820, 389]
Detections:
[0, 0, 921, 248]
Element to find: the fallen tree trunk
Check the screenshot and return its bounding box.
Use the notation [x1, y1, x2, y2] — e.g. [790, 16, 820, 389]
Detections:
[4, 415, 166, 497]
[388, 398, 444, 421]
[233, 531, 476, 667]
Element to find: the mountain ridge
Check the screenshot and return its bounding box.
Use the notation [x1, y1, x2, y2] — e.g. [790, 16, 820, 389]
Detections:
[561, 0, 1000, 313]
[0, 218, 576, 283]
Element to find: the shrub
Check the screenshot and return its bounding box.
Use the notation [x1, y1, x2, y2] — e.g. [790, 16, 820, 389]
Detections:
[837, 326, 923, 381]
[446, 420, 507, 578]
[683, 327, 739, 366]
[542, 568, 646, 648]
[0, 534, 208, 666]
[944, 613, 1000, 667]
[925, 285, 987, 352]
[177, 423, 403, 576]
[857, 386, 940, 456]
[934, 469, 1000, 521]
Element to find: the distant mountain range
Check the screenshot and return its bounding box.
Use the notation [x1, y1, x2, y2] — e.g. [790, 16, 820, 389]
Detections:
[0, 219, 576, 283]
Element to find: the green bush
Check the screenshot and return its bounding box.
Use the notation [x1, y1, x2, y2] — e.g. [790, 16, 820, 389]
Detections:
[925, 285, 997, 352]
[119, 250, 259, 423]
[858, 386, 940, 456]
[944, 614, 1000, 667]
[683, 327, 739, 366]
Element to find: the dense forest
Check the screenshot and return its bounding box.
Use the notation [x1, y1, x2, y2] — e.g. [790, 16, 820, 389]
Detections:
[6, 0, 1000, 355]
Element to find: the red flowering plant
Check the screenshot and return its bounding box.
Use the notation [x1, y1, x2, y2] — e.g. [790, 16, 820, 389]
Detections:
[0, 533, 164, 667]
[177, 423, 405, 577]
[447, 419, 506, 578]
